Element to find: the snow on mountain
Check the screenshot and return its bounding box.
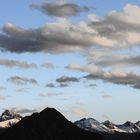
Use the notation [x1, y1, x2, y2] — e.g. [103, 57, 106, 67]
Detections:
[0, 118, 19, 128]
[0, 110, 22, 122]
[75, 119, 140, 134]
[136, 121, 140, 127]
[0, 110, 22, 128]
[102, 120, 127, 133]
[116, 121, 140, 133]
[74, 118, 112, 133]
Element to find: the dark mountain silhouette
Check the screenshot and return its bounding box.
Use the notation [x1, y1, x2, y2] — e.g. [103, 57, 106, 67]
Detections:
[0, 107, 102, 140]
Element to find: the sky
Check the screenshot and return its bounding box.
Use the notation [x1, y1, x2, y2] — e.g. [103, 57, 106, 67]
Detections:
[0, 0, 140, 123]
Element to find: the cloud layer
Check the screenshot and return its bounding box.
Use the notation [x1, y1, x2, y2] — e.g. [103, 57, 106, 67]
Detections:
[0, 3, 140, 91]
[0, 4, 140, 54]
[67, 63, 140, 89]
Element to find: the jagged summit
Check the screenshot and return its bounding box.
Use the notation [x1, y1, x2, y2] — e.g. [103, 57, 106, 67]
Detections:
[136, 121, 140, 127]
[102, 120, 116, 129]
[0, 109, 22, 122]
[123, 121, 134, 127]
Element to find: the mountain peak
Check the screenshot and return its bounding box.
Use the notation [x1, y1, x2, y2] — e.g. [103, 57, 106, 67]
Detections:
[123, 121, 134, 127]
[0, 109, 22, 122]
[102, 120, 115, 129]
[0, 107, 103, 140]
[135, 121, 140, 127]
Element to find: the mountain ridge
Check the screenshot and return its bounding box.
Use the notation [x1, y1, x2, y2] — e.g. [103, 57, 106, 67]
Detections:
[0, 108, 140, 140]
[0, 107, 102, 140]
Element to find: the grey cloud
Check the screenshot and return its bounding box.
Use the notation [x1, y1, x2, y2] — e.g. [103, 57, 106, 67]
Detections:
[10, 107, 37, 115]
[46, 82, 69, 88]
[56, 75, 79, 83]
[42, 63, 54, 69]
[39, 92, 64, 97]
[84, 70, 140, 89]
[0, 4, 140, 54]
[97, 55, 140, 67]
[30, 2, 90, 17]
[8, 76, 38, 85]
[46, 83, 55, 88]
[0, 22, 94, 53]
[59, 83, 68, 87]
[67, 63, 140, 89]
[17, 108, 37, 114]
[0, 59, 37, 69]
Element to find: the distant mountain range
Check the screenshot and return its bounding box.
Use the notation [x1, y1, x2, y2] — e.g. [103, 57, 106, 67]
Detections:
[75, 118, 140, 133]
[0, 108, 140, 140]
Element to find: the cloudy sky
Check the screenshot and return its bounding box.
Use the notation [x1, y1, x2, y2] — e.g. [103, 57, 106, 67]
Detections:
[0, 0, 140, 123]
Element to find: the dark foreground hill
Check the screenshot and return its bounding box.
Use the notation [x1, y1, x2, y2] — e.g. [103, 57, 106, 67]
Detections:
[0, 108, 102, 140]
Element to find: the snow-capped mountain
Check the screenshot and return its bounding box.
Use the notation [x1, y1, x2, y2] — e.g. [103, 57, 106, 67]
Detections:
[74, 118, 112, 133]
[0, 110, 22, 122]
[136, 121, 140, 127]
[116, 121, 140, 133]
[75, 119, 140, 133]
[0, 110, 22, 128]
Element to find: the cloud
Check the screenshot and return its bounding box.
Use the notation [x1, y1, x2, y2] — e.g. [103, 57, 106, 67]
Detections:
[7, 76, 38, 85]
[59, 83, 68, 87]
[101, 92, 112, 99]
[38, 92, 64, 97]
[0, 18, 116, 54]
[0, 59, 37, 69]
[16, 108, 37, 114]
[46, 83, 56, 88]
[71, 105, 86, 118]
[30, 2, 90, 17]
[56, 75, 79, 83]
[46, 82, 69, 88]
[16, 88, 30, 93]
[97, 55, 140, 68]
[67, 63, 140, 89]
[9, 107, 37, 115]
[42, 63, 54, 69]
[84, 69, 140, 89]
[89, 4, 140, 48]
[0, 4, 140, 54]
[0, 86, 6, 91]
[66, 63, 103, 75]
